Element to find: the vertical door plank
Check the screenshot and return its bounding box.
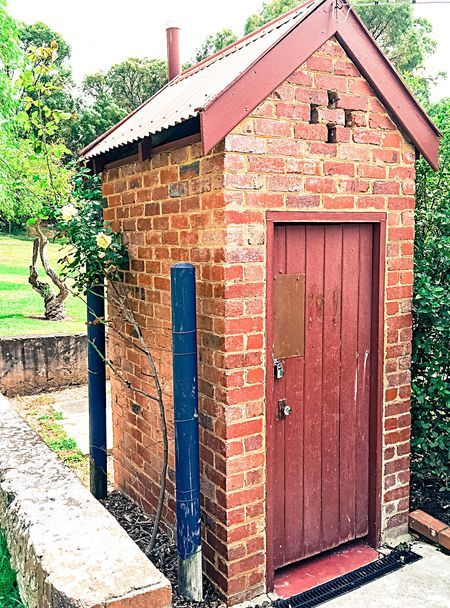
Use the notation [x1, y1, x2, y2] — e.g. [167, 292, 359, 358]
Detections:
[284, 225, 306, 563]
[355, 225, 373, 537]
[339, 225, 361, 542]
[321, 225, 343, 551]
[303, 225, 325, 557]
[272, 224, 287, 569]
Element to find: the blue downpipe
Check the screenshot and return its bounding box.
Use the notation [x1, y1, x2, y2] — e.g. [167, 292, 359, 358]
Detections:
[87, 277, 107, 499]
[171, 263, 202, 561]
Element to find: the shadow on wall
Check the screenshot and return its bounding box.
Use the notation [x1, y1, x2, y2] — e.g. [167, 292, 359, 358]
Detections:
[0, 334, 87, 396]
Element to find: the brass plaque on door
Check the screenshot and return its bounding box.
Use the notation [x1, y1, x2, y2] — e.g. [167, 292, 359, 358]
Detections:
[273, 274, 305, 359]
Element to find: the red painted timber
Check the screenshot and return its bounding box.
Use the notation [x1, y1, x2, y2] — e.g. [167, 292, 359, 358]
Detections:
[355, 225, 373, 538]
[272, 224, 287, 569]
[284, 224, 306, 565]
[274, 541, 379, 599]
[339, 225, 360, 542]
[266, 213, 384, 586]
[321, 225, 343, 552]
[201, 0, 336, 155]
[303, 225, 325, 558]
[336, 12, 439, 170]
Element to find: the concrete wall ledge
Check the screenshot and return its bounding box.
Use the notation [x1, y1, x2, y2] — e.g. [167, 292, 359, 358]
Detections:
[0, 394, 171, 608]
[0, 333, 87, 396]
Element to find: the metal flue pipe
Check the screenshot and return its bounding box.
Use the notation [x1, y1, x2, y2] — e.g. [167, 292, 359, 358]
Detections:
[170, 263, 203, 602]
[87, 277, 107, 499]
[166, 24, 181, 81]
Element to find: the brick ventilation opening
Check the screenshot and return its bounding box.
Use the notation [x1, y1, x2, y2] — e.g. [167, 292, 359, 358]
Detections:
[327, 124, 337, 143]
[310, 104, 319, 124]
[345, 110, 354, 128]
[327, 90, 339, 109]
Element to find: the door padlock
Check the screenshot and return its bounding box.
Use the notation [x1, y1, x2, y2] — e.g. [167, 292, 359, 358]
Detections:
[274, 358, 284, 380]
[278, 399, 292, 419]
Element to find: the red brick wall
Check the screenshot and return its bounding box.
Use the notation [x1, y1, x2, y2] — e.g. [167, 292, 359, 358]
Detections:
[102, 36, 415, 605]
[102, 141, 228, 536]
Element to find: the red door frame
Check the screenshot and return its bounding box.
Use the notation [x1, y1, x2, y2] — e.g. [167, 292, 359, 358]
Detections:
[265, 211, 387, 591]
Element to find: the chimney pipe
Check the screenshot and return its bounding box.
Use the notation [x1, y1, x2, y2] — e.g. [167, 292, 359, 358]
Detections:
[166, 24, 181, 81]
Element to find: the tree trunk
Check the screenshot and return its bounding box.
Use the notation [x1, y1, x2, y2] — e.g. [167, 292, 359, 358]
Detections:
[28, 220, 69, 321]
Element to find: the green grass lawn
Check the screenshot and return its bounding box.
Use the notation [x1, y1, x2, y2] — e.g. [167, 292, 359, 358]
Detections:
[0, 532, 24, 608]
[0, 234, 85, 337]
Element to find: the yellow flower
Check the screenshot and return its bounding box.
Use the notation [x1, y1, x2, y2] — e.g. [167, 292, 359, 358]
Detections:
[61, 204, 77, 221]
[96, 232, 112, 250]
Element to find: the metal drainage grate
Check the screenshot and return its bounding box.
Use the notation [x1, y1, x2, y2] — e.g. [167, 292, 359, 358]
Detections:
[275, 549, 422, 608]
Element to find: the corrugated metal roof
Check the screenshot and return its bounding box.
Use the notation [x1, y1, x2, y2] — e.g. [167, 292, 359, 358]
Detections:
[82, 0, 323, 160]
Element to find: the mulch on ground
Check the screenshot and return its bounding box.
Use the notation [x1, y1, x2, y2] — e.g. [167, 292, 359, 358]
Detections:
[410, 474, 450, 527]
[101, 491, 228, 608]
[103, 481, 450, 608]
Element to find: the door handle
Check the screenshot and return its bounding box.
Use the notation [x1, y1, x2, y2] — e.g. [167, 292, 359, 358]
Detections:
[278, 399, 292, 419]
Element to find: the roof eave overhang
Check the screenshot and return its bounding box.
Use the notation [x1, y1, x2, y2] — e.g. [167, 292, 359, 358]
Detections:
[200, 0, 439, 170]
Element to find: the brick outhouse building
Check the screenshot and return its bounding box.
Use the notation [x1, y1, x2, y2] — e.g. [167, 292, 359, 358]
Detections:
[82, 0, 439, 603]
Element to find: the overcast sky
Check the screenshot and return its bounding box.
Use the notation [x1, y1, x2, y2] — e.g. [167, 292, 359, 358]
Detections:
[9, 1, 450, 100]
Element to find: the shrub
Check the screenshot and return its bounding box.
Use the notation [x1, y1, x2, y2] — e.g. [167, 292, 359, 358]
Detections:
[0, 532, 24, 608]
[412, 99, 450, 487]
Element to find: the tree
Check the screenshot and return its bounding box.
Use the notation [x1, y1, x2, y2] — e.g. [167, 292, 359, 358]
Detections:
[69, 95, 126, 152]
[69, 57, 168, 151]
[19, 21, 71, 66]
[83, 58, 168, 115]
[0, 30, 73, 320]
[245, 0, 298, 34]
[0, 0, 20, 121]
[354, 1, 439, 101]
[17, 21, 76, 136]
[193, 29, 238, 63]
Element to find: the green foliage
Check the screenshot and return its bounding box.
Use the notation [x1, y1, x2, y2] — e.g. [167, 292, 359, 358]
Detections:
[0, 0, 21, 124]
[69, 93, 126, 152]
[17, 21, 76, 139]
[69, 56, 168, 151]
[354, 2, 435, 73]
[19, 21, 71, 66]
[0, 137, 71, 221]
[412, 99, 450, 486]
[48, 436, 77, 451]
[57, 166, 128, 291]
[83, 57, 168, 115]
[0, 532, 24, 608]
[17, 42, 74, 145]
[245, 0, 298, 34]
[194, 29, 238, 63]
[354, 0, 440, 100]
[0, 35, 73, 224]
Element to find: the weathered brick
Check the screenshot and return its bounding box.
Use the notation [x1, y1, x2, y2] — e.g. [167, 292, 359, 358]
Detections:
[323, 161, 355, 176]
[409, 510, 448, 543]
[337, 93, 369, 111]
[295, 123, 328, 141]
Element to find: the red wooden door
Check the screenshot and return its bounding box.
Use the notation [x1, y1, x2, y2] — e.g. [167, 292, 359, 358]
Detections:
[269, 223, 374, 570]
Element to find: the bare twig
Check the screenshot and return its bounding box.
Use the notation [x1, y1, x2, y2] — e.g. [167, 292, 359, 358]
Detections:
[78, 280, 169, 551]
[108, 281, 169, 551]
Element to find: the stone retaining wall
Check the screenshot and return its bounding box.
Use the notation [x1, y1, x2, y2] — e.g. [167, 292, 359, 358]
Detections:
[0, 394, 171, 608]
[0, 333, 87, 396]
